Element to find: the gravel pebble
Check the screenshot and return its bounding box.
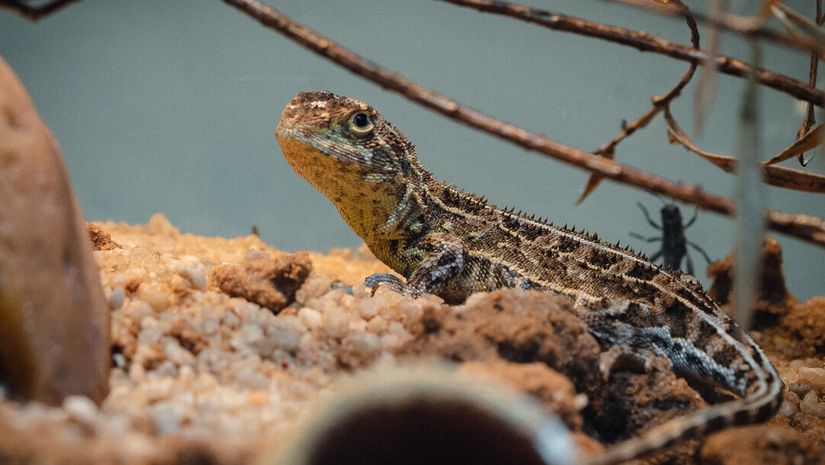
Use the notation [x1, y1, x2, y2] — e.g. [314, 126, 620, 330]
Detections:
[63, 396, 99, 425]
[322, 306, 349, 338]
[2, 217, 820, 465]
[267, 316, 304, 351]
[800, 391, 825, 417]
[297, 307, 322, 329]
[798, 367, 825, 386]
[799, 391, 825, 417]
[170, 255, 206, 289]
[779, 400, 799, 417]
[108, 285, 126, 310]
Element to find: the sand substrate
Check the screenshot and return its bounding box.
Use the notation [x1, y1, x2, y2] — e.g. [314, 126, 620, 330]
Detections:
[0, 214, 823, 465]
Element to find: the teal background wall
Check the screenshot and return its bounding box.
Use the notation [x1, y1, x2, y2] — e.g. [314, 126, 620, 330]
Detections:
[1, 1, 823, 299]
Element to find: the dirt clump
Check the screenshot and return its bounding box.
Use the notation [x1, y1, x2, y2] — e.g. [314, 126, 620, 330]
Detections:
[211, 253, 312, 314]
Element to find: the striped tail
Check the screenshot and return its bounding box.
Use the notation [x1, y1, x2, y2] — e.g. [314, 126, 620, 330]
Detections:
[584, 336, 783, 465]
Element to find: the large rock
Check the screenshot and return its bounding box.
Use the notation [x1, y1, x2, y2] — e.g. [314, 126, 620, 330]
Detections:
[0, 57, 109, 404]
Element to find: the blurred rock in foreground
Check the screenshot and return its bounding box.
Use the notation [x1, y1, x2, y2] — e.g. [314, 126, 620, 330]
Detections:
[0, 57, 109, 405]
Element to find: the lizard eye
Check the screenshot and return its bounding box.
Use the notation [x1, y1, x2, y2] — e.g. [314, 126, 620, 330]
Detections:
[347, 111, 374, 137]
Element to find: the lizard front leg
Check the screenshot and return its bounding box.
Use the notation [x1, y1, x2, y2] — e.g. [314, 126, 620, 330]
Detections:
[365, 233, 465, 299]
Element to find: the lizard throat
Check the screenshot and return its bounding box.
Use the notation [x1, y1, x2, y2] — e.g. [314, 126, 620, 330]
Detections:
[276, 128, 415, 242]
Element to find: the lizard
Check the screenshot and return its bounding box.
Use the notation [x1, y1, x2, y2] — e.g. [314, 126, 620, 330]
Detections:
[274, 91, 784, 465]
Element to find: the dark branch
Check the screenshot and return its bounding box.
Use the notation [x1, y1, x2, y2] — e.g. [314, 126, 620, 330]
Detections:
[223, 0, 825, 248]
[602, 0, 825, 57]
[579, 0, 700, 202]
[441, 0, 823, 108]
[0, 0, 80, 20]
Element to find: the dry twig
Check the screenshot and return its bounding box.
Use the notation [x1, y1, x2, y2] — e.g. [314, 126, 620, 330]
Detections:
[771, 2, 825, 44]
[441, 0, 823, 108]
[785, 0, 823, 166]
[664, 108, 825, 193]
[765, 123, 824, 166]
[223, 0, 825, 248]
[0, 0, 80, 20]
[603, 0, 825, 56]
[579, 0, 699, 202]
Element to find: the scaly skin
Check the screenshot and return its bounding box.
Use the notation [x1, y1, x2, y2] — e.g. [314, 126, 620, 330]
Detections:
[275, 91, 783, 465]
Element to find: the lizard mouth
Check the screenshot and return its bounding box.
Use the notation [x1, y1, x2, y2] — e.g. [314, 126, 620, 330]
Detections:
[276, 124, 371, 168]
[277, 127, 355, 164]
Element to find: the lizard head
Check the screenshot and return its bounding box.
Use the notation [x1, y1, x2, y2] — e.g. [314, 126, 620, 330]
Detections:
[276, 91, 425, 239]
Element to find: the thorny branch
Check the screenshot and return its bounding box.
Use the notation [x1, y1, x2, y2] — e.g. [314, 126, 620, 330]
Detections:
[225, 0, 825, 248]
[592, 0, 698, 156]
[441, 0, 823, 108]
[0, 0, 80, 20]
[579, 0, 700, 202]
[663, 107, 825, 194]
[603, 0, 825, 57]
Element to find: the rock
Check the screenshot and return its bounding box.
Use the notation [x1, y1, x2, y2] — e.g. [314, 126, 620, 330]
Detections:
[87, 223, 119, 251]
[707, 236, 796, 329]
[701, 425, 823, 465]
[211, 253, 312, 314]
[458, 360, 584, 431]
[399, 289, 603, 398]
[587, 355, 705, 456]
[0, 57, 110, 404]
[761, 297, 825, 359]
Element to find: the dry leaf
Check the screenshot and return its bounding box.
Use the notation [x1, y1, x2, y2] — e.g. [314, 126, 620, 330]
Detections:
[664, 107, 825, 193]
[765, 123, 824, 166]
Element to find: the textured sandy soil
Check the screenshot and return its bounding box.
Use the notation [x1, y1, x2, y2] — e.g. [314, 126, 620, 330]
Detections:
[0, 215, 822, 465]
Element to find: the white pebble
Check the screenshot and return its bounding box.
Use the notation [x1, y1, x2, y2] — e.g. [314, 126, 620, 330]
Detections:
[381, 334, 402, 350]
[171, 255, 206, 290]
[296, 276, 332, 305]
[358, 299, 381, 319]
[349, 319, 367, 332]
[63, 396, 98, 425]
[222, 311, 240, 328]
[348, 332, 382, 359]
[163, 339, 195, 366]
[298, 307, 322, 329]
[322, 307, 349, 338]
[137, 284, 170, 311]
[152, 402, 183, 434]
[108, 286, 126, 310]
[234, 365, 269, 389]
[129, 362, 146, 382]
[388, 321, 409, 340]
[138, 317, 163, 345]
[113, 353, 127, 368]
[267, 316, 303, 351]
[366, 315, 387, 334]
[338, 293, 355, 308]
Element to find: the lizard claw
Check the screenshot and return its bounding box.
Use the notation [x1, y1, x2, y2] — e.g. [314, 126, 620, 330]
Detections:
[364, 273, 421, 298]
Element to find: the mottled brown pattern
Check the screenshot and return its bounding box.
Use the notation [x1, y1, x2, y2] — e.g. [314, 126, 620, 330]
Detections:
[276, 91, 784, 465]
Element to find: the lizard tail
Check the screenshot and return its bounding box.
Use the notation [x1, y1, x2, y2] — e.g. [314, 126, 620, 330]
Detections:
[584, 340, 784, 465]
